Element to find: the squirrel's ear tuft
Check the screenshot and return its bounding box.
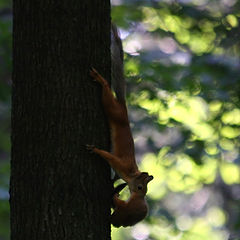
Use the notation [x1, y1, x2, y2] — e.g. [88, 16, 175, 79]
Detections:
[149, 175, 154, 181]
[145, 175, 153, 183]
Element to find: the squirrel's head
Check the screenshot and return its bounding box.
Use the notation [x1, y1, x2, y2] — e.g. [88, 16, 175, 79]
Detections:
[130, 172, 153, 196]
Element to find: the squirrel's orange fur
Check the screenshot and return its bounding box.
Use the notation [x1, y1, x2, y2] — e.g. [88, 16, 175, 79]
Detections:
[87, 24, 153, 227]
[111, 172, 153, 227]
[88, 68, 153, 227]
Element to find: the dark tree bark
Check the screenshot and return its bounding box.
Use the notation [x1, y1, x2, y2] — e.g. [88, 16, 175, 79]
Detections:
[11, 1, 111, 240]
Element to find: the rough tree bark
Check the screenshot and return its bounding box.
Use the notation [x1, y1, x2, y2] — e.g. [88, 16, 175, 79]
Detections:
[11, 1, 112, 239]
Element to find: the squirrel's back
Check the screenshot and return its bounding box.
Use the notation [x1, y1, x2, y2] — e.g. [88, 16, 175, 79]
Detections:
[111, 24, 126, 103]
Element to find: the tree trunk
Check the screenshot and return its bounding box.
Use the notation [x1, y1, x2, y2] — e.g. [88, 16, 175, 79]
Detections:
[11, 1, 111, 240]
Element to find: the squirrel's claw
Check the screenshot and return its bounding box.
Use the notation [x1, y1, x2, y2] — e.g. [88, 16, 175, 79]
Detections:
[89, 67, 98, 80]
[86, 144, 95, 152]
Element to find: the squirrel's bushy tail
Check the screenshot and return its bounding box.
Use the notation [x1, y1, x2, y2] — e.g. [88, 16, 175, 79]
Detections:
[111, 24, 126, 103]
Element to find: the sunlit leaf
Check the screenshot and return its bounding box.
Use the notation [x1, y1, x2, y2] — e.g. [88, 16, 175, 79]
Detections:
[220, 163, 240, 184]
[207, 207, 226, 227]
[220, 126, 240, 139]
[222, 108, 240, 125]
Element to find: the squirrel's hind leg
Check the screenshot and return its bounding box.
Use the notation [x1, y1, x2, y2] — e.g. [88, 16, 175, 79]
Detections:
[90, 67, 120, 112]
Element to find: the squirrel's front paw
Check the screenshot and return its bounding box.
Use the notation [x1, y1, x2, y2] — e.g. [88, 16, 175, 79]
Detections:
[89, 67, 99, 80]
[86, 144, 95, 152]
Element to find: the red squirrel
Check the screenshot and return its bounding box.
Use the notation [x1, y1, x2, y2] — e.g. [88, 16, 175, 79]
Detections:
[87, 24, 153, 227]
[111, 172, 153, 227]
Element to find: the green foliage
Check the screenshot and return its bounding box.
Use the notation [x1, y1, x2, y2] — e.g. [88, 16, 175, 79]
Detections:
[112, 0, 240, 239]
[0, 1, 11, 239]
[0, 200, 10, 239]
[0, 0, 10, 8]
